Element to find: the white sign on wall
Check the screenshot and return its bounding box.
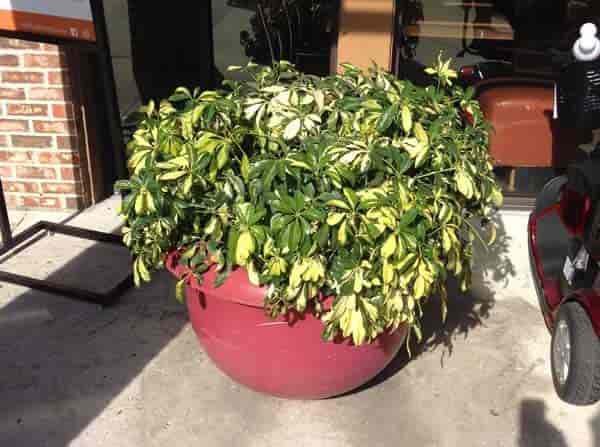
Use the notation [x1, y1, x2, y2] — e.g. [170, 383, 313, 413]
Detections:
[0, 0, 95, 41]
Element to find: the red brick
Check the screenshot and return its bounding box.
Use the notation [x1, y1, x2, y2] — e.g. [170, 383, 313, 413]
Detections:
[51, 104, 73, 119]
[41, 182, 80, 194]
[0, 55, 18, 66]
[65, 197, 84, 209]
[16, 166, 56, 180]
[22, 196, 40, 208]
[28, 87, 72, 101]
[0, 119, 28, 132]
[36, 151, 79, 165]
[11, 135, 52, 148]
[60, 167, 80, 181]
[40, 197, 61, 208]
[3, 194, 17, 208]
[0, 87, 25, 100]
[3, 181, 38, 193]
[48, 70, 71, 85]
[7, 103, 48, 116]
[56, 136, 77, 149]
[0, 165, 14, 178]
[33, 120, 75, 134]
[2, 71, 44, 83]
[0, 151, 32, 163]
[23, 54, 65, 69]
[0, 38, 41, 50]
[0, 135, 7, 146]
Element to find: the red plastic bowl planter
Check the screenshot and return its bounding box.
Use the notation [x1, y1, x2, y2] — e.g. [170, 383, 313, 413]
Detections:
[166, 251, 407, 399]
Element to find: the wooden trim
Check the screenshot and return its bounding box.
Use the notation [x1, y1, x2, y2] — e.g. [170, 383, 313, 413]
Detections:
[0, 9, 96, 42]
[404, 23, 514, 41]
[67, 47, 96, 207]
[336, 0, 396, 71]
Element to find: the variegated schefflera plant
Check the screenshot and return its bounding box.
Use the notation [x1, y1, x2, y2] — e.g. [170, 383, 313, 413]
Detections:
[116, 56, 503, 346]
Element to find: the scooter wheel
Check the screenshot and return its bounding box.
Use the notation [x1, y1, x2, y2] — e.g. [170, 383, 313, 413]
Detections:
[534, 175, 567, 214]
[551, 302, 600, 405]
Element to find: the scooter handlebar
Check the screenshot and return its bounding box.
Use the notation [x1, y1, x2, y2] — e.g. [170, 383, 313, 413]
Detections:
[573, 23, 600, 62]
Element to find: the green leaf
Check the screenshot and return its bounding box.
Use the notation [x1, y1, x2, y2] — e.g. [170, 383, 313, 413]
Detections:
[376, 105, 396, 133]
[217, 145, 229, 169]
[398, 208, 419, 228]
[288, 220, 302, 252]
[226, 229, 240, 266]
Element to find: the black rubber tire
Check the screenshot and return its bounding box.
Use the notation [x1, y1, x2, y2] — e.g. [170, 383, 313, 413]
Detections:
[551, 302, 600, 405]
[534, 175, 567, 214]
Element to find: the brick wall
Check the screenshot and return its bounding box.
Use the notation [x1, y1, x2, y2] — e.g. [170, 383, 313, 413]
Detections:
[0, 38, 86, 211]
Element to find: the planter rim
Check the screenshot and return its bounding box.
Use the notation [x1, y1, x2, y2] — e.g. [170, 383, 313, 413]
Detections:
[165, 250, 268, 308]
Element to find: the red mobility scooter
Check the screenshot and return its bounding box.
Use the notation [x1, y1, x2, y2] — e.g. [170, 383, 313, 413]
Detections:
[528, 23, 600, 405]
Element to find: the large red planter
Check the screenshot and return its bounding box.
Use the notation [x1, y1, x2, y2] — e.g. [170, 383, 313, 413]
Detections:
[166, 252, 407, 399]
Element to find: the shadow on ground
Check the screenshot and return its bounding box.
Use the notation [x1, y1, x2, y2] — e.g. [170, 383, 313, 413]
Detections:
[518, 399, 569, 447]
[348, 214, 515, 394]
[0, 233, 186, 446]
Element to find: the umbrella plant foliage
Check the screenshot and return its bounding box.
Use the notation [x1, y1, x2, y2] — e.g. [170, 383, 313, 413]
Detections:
[117, 58, 502, 346]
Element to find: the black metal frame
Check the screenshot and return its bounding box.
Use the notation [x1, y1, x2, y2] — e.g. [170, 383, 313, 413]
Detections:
[0, 0, 131, 306]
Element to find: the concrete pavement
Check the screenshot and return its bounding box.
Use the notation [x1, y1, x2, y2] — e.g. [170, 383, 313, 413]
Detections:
[0, 197, 599, 446]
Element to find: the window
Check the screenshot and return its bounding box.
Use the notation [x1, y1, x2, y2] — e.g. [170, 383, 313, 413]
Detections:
[394, 1, 600, 196]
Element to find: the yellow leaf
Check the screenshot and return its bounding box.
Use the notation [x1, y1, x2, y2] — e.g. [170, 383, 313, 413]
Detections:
[338, 220, 348, 246]
[392, 289, 404, 312]
[283, 118, 301, 140]
[414, 144, 429, 168]
[353, 270, 363, 293]
[351, 309, 367, 345]
[326, 199, 351, 210]
[488, 223, 497, 246]
[159, 170, 187, 181]
[361, 299, 378, 321]
[246, 261, 261, 286]
[182, 175, 193, 196]
[440, 285, 448, 322]
[134, 193, 145, 215]
[491, 187, 504, 208]
[290, 260, 309, 288]
[455, 171, 473, 199]
[401, 105, 413, 134]
[414, 122, 428, 145]
[414, 275, 426, 299]
[145, 192, 156, 213]
[442, 228, 452, 253]
[381, 234, 397, 259]
[327, 212, 345, 226]
[340, 308, 353, 337]
[235, 231, 255, 265]
[137, 257, 150, 282]
[396, 235, 406, 258]
[383, 260, 394, 284]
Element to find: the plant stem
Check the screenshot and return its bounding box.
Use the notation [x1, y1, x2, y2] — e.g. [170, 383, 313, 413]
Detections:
[414, 167, 455, 180]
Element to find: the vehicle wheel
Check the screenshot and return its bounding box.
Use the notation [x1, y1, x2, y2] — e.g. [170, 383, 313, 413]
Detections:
[551, 302, 600, 405]
[534, 175, 567, 214]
